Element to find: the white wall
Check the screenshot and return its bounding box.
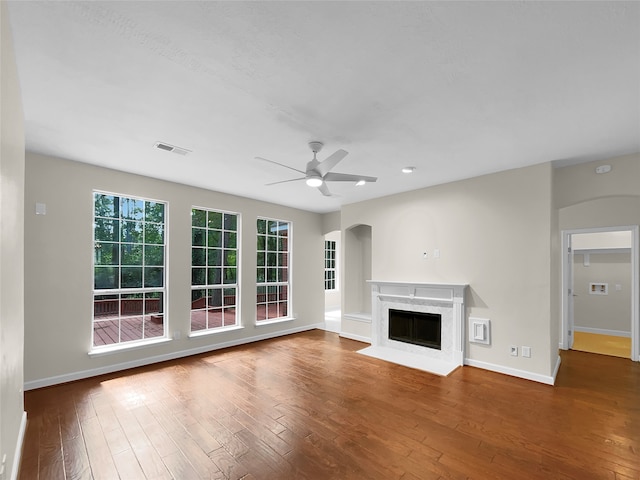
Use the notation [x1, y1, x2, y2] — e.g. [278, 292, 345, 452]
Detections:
[573, 253, 631, 334]
[341, 162, 556, 380]
[0, 3, 26, 477]
[572, 231, 632, 250]
[24, 153, 325, 387]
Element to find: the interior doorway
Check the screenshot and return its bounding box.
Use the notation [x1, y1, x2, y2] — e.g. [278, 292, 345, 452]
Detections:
[561, 226, 639, 361]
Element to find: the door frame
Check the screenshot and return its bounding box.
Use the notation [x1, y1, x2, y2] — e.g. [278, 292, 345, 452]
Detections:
[560, 225, 639, 361]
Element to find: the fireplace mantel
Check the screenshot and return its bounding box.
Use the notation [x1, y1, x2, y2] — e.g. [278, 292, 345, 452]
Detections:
[359, 280, 468, 376]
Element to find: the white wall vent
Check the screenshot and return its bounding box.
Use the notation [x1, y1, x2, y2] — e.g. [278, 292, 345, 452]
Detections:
[469, 317, 491, 345]
[154, 142, 191, 156]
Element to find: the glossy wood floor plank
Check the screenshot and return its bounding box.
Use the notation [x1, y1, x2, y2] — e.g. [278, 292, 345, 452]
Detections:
[19, 330, 640, 479]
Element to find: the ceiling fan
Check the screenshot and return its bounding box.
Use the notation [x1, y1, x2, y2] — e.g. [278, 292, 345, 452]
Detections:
[256, 141, 377, 196]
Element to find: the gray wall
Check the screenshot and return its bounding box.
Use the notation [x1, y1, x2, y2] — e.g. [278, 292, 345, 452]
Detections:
[573, 253, 632, 334]
[24, 153, 325, 386]
[1, 3, 26, 478]
[341, 162, 556, 379]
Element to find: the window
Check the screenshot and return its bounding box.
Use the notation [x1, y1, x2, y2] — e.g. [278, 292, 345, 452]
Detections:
[324, 240, 337, 290]
[257, 218, 290, 322]
[93, 193, 166, 349]
[191, 208, 239, 332]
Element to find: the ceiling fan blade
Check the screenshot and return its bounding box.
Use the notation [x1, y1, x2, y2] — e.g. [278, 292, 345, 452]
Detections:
[316, 149, 348, 176]
[255, 156, 306, 175]
[318, 182, 332, 196]
[265, 177, 306, 186]
[324, 172, 378, 183]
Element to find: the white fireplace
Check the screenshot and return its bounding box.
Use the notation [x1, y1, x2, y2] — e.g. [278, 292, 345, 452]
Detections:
[358, 281, 467, 376]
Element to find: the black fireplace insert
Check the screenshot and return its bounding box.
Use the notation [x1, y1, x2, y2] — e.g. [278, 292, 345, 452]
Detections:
[388, 309, 441, 350]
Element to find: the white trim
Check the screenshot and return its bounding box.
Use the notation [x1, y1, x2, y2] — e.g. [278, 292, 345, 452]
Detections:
[189, 325, 244, 338]
[574, 247, 631, 255]
[89, 337, 171, 356]
[464, 358, 558, 386]
[10, 412, 27, 480]
[339, 332, 371, 343]
[574, 326, 631, 338]
[254, 316, 295, 327]
[25, 324, 321, 391]
[552, 355, 562, 384]
[343, 312, 372, 323]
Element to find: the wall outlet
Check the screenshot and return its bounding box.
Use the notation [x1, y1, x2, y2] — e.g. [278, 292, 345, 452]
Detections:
[510, 345, 518, 356]
[522, 346, 531, 358]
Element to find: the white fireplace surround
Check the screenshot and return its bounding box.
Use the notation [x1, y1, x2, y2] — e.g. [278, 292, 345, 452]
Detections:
[358, 280, 468, 376]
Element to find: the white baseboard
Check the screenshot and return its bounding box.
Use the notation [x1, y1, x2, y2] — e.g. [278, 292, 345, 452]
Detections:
[10, 411, 27, 480]
[464, 358, 557, 385]
[574, 326, 631, 337]
[338, 332, 371, 344]
[24, 323, 323, 391]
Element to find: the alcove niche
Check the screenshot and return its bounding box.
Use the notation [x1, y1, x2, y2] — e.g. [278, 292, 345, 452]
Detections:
[343, 224, 372, 322]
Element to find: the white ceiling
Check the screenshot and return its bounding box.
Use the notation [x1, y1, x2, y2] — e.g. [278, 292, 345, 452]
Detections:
[7, 1, 640, 213]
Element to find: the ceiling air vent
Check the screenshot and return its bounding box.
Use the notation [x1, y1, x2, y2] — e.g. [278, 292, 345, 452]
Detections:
[154, 142, 191, 156]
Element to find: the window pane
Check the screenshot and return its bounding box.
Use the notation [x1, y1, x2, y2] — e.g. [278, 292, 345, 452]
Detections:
[257, 251, 265, 266]
[278, 222, 289, 236]
[192, 228, 206, 246]
[257, 235, 265, 250]
[95, 218, 119, 242]
[95, 267, 117, 289]
[267, 237, 277, 251]
[224, 250, 236, 266]
[145, 202, 165, 223]
[192, 268, 206, 285]
[121, 293, 144, 316]
[145, 245, 164, 266]
[121, 198, 144, 220]
[208, 249, 221, 266]
[121, 267, 143, 288]
[223, 288, 236, 306]
[257, 219, 266, 234]
[191, 289, 207, 308]
[208, 289, 222, 308]
[257, 268, 265, 283]
[145, 292, 163, 314]
[94, 294, 118, 318]
[278, 237, 287, 251]
[122, 220, 143, 243]
[223, 268, 236, 284]
[121, 244, 143, 265]
[192, 209, 206, 227]
[95, 243, 119, 265]
[224, 214, 237, 231]
[208, 230, 221, 248]
[224, 231, 237, 248]
[144, 267, 163, 287]
[208, 211, 222, 229]
[268, 220, 278, 234]
[144, 223, 164, 244]
[208, 267, 222, 285]
[94, 194, 118, 218]
[192, 248, 206, 266]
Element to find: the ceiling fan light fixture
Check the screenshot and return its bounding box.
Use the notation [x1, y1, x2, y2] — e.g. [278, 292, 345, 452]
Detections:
[355, 180, 366, 186]
[306, 176, 323, 187]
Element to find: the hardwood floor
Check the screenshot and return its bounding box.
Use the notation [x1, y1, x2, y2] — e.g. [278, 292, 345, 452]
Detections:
[19, 330, 640, 479]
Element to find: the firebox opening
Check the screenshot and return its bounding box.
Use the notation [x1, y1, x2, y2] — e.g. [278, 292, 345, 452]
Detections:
[388, 309, 441, 350]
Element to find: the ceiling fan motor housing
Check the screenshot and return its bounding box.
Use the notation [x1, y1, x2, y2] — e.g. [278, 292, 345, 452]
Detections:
[308, 141, 323, 153]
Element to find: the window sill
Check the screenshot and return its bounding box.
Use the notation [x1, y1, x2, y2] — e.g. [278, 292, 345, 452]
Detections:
[189, 325, 244, 338]
[89, 337, 171, 357]
[254, 316, 296, 327]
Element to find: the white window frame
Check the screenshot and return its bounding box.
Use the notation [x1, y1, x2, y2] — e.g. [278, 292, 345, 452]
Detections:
[190, 206, 241, 335]
[324, 240, 338, 291]
[256, 217, 292, 324]
[91, 191, 168, 352]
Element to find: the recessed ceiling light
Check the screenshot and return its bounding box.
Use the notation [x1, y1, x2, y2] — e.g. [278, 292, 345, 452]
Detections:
[154, 142, 191, 156]
[402, 166, 416, 173]
[595, 165, 611, 174]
